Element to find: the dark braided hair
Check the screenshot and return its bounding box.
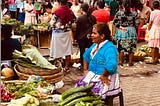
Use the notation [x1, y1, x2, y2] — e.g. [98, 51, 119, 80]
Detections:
[93, 23, 116, 45]
[80, 3, 95, 25]
[123, 0, 131, 16]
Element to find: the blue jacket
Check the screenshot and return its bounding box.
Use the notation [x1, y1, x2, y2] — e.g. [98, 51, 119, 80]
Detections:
[83, 41, 118, 75]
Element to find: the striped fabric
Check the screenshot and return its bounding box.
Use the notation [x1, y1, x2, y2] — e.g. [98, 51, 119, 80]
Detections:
[75, 71, 121, 99]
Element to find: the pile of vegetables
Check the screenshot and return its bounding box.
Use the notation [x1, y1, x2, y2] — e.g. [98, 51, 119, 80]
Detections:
[9, 93, 39, 106]
[18, 24, 35, 35]
[13, 45, 57, 69]
[33, 23, 50, 31]
[2, 18, 19, 28]
[58, 84, 105, 106]
[134, 45, 152, 57]
[2, 17, 50, 36]
[139, 45, 151, 53]
[4, 80, 51, 99]
[0, 83, 16, 102]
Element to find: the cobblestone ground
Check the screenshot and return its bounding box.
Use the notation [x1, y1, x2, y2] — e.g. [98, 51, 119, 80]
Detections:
[119, 73, 160, 106]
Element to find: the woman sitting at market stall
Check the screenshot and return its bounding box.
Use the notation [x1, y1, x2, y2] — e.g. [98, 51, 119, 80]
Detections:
[1, 24, 22, 69]
[49, 0, 76, 72]
[75, 23, 121, 99]
[1, 24, 22, 61]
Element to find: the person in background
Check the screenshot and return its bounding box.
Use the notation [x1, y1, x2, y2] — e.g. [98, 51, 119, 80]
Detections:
[137, 2, 151, 26]
[2, 0, 9, 10]
[71, 0, 81, 18]
[92, 0, 110, 23]
[17, 0, 26, 23]
[113, 0, 139, 66]
[8, 0, 17, 19]
[51, 0, 59, 12]
[76, 23, 121, 101]
[75, 3, 96, 69]
[43, 2, 53, 22]
[1, 24, 22, 61]
[15, 0, 21, 19]
[109, 0, 119, 21]
[146, 1, 160, 65]
[49, 0, 76, 72]
[24, 0, 37, 25]
[34, 0, 42, 23]
[66, 1, 72, 8]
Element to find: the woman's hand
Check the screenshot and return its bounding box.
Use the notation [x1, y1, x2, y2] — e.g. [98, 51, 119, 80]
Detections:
[99, 75, 110, 85]
[120, 26, 128, 32]
[99, 69, 110, 85]
[83, 69, 88, 75]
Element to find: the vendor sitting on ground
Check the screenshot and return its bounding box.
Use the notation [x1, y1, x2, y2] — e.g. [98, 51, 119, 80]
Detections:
[75, 23, 121, 99]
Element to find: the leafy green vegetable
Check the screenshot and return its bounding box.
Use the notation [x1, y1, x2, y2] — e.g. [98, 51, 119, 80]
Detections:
[13, 45, 57, 69]
[22, 45, 56, 69]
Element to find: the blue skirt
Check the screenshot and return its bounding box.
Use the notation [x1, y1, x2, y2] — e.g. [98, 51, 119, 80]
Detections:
[18, 12, 25, 22]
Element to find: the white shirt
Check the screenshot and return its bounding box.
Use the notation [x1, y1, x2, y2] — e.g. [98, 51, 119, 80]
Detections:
[90, 40, 108, 59]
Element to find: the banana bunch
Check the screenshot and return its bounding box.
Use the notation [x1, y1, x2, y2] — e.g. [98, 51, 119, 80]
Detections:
[140, 45, 151, 53]
[134, 51, 147, 56]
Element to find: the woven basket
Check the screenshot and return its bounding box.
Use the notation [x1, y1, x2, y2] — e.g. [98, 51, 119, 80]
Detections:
[1, 76, 14, 81]
[14, 65, 64, 83]
[16, 61, 62, 76]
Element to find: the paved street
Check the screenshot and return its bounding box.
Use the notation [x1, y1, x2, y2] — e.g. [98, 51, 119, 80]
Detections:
[116, 72, 160, 106]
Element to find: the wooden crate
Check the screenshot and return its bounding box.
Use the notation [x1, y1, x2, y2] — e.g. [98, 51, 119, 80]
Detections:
[37, 30, 51, 48]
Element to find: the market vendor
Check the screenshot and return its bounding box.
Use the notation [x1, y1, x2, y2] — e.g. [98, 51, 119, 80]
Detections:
[1, 24, 22, 61]
[75, 23, 121, 99]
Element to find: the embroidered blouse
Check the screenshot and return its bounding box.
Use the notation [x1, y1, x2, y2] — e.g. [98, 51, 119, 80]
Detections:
[49, 5, 75, 32]
[83, 41, 118, 75]
[113, 10, 139, 28]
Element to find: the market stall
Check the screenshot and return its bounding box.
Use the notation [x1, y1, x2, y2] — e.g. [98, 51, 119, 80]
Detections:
[1, 17, 51, 48]
[1, 45, 64, 106]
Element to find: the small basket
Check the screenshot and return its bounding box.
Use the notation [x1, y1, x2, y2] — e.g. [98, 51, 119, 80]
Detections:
[14, 65, 64, 83]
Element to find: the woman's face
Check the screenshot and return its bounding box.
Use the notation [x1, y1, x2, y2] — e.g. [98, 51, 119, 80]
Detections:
[28, 0, 33, 4]
[90, 27, 104, 44]
[45, 8, 51, 14]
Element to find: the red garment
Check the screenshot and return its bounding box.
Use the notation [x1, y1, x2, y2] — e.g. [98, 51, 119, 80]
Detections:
[54, 5, 75, 25]
[8, 0, 15, 4]
[92, 9, 110, 23]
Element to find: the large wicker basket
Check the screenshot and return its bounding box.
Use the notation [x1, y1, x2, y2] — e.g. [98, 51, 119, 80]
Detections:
[16, 61, 62, 76]
[14, 64, 64, 84]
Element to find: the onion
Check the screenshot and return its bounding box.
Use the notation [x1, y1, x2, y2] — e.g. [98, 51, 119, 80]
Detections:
[1, 68, 15, 78]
